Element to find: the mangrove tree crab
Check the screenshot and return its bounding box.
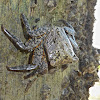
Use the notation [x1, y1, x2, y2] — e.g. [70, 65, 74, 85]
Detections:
[1, 14, 79, 79]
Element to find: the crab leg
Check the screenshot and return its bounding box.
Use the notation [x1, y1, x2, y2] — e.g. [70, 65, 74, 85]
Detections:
[6, 64, 39, 72]
[1, 25, 41, 52]
[20, 13, 47, 37]
[63, 26, 79, 50]
[59, 20, 74, 29]
[59, 21, 79, 50]
[20, 13, 32, 39]
[24, 70, 37, 79]
[24, 44, 48, 79]
[65, 22, 74, 30]
[25, 78, 37, 92]
[24, 60, 48, 79]
[68, 36, 79, 50]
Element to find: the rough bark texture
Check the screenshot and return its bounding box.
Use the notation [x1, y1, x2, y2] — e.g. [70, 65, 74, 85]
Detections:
[0, 0, 99, 100]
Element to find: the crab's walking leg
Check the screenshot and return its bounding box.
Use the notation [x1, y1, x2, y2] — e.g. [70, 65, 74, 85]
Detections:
[6, 64, 39, 72]
[24, 60, 48, 79]
[20, 13, 47, 37]
[25, 78, 37, 93]
[65, 22, 74, 30]
[24, 56, 48, 92]
[24, 43, 48, 79]
[24, 70, 37, 79]
[24, 60, 48, 78]
[68, 36, 79, 50]
[1, 25, 41, 52]
[20, 13, 32, 39]
[59, 20, 74, 29]
[59, 20, 79, 50]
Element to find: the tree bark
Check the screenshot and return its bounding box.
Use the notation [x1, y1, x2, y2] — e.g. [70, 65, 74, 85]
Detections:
[0, 0, 99, 100]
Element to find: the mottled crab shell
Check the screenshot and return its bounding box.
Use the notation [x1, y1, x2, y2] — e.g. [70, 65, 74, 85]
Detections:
[44, 26, 79, 67]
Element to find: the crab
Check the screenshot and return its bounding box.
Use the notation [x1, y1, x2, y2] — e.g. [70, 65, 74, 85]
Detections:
[1, 14, 79, 79]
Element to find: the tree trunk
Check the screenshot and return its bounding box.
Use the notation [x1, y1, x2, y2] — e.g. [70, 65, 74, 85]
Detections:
[0, 0, 99, 100]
